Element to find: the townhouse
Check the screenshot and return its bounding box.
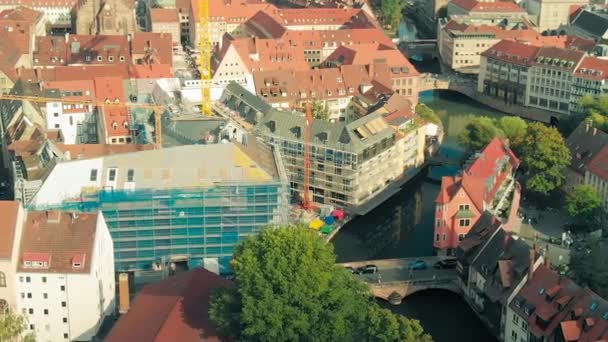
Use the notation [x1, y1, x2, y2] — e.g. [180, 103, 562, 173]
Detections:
[585, 145, 608, 210]
[564, 121, 608, 195]
[434, 138, 520, 255]
[506, 264, 608, 342]
[457, 214, 542, 338]
[479, 40, 608, 116]
[149, 8, 181, 45]
[15, 210, 115, 341]
[439, 17, 594, 74]
[93, 77, 133, 145]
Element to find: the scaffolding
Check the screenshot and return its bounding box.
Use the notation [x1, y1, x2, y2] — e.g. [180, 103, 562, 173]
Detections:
[33, 182, 288, 273]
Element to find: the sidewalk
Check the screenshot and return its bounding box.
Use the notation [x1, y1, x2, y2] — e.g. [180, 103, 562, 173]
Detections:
[517, 205, 571, 266]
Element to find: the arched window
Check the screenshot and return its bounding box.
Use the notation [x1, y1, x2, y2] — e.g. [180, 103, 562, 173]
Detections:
[0, 271, 5, 287]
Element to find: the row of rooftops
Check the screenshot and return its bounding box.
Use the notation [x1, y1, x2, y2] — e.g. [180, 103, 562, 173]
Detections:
[449, 0, 525, 14]
[482, 39, 608, 81]
[33, 32, 174, 67]
[458, 213, 608, 342]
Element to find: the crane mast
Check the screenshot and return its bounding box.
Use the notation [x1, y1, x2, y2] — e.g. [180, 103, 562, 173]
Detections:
[199, 0, 212, 116]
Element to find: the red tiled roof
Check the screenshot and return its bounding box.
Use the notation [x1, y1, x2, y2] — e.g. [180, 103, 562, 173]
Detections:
[436, 138, 519, 210]
[533, 47, 585, 70]
[38, 64, 130, 81]
[0, 201, 20, 259]
[131, 32, 174, 66]
[150, 8, 179, 23]
[276, 7, 361, 26]
[43, 79, 96, 106]
[574, 56, 608, 81]
[0, 0, 77, 8]
[451, 0, 524, 13]
[94, 77, 130, 137]
[128, 64, 173, 79]
[482, 40, 540, 67]
[327, 43, 418, 75]
[244, 10, 286, 38]
[106, 268, 232, 342]
[17, 211, 98, 273]
[0, 6, 42, 23]
[588, 145, 608, 181]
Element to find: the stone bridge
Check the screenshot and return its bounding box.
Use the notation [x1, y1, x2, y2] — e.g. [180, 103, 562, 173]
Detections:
[339, 257, 461, 305]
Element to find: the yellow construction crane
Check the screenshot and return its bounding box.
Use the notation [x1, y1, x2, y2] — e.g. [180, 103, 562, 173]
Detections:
[199, 0, 212, 116]
[0, 94, 165, 148]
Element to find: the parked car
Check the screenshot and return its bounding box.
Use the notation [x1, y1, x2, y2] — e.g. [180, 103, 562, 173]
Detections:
[357, 265, 378, 274]
[434, 258, 457, 269]
[344, 266, 357, 274]
[408, 260, 427, 270]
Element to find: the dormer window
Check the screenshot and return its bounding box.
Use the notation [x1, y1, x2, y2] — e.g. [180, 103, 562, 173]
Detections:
[85, 55, 91, 62]
[119, 56, 125, 62]
[108, 56, 114, 62]
[97, 56, 103, 62]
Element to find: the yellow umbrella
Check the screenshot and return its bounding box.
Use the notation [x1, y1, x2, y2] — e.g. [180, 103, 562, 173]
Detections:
[309, 218, 324, 230]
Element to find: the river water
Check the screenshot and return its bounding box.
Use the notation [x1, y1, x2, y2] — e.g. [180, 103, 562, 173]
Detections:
[331, 90, 505, 342]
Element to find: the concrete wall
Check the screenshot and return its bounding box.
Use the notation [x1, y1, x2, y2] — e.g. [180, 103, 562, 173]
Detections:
[31, 158, 104, 207]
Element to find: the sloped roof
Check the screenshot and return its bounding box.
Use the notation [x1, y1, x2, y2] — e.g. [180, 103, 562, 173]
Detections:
[0, 201, 20, 259]
[94, 77, 130, 137]
[588, 145, 608, 181]
[17, 211, 98, 273]
[150, 8, 179, 23]
[571, 10, 608, 38]
[106, 268, 232, 342]
[451, 0, 524, 13]
[565, 121, 608, 176]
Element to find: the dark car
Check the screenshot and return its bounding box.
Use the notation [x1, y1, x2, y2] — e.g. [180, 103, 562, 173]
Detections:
[434, 259, 457, 269]
[358, 265, 378, 274]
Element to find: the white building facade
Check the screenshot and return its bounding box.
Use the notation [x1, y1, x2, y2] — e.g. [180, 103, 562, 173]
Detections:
[15, 212, 115, 342]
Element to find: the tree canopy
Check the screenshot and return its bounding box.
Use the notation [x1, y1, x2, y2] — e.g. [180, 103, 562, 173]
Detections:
[311, 101, 330, 121]
[209, 226, 432, 342]
[578, 95, 608, 132]
[0, 312, 34, 342]
[565, 185, 602, 227]
[569, 238, 608, 298]
[496, 116, 528, 152]
[380, 0, 406, 29]
[415, 103, 443, 127]
[519, 123, 571, 194]
[458, 116, 505, 151]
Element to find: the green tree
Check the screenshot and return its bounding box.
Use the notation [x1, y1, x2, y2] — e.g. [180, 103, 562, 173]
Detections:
[415, 103, 442, 127]
[519, 123, 571, 194]
[0, 312, 34, 342]
[565, 185, 602, 226]
[496, 116, 528, 152]
[209, 226, 432, 341]
[380, 0, 406, 29]
[458, 116, 504, 151]
[311, 101, 329, 121]
[578, 95, 608, 132]
[569, 238, 608, 298]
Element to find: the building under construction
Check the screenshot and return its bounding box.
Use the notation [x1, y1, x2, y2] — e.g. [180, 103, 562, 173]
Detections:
[219, 83, 426, 215]
[28, 140, 289, 273]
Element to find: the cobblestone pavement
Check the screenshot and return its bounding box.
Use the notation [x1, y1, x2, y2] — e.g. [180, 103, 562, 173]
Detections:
[517, 205, 571, 267]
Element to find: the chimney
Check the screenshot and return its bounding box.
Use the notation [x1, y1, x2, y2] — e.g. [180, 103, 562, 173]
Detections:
[118, 273, 130, 314]
[64, 32, 69, 43]
[504, 233, 513, 252]
[593, 127, 598, 136]
[64, 150, 71, 160]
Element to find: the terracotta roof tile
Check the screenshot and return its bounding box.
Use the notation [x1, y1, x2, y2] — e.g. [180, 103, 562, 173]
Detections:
[0, 0, 77, 7]
[588, 145, 608, 181]
[128, 64, 173, 78]
[451, 0, 525, 13]
[94, 77, 130, 137]
[0, 201, 20, 259]
[0, 6, 42, 23]
[150, 8, 179, 23]
[17, 211, 98, 274]
[574, 56, 608, 81]
[106, 268, 232, 342]
[38, 64, 130, 81]
[482, 40, 540, 66]
[131, 32, 173, 66]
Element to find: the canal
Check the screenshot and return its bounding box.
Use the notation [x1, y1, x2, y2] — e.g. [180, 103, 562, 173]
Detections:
[331, 90, 505, 342]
